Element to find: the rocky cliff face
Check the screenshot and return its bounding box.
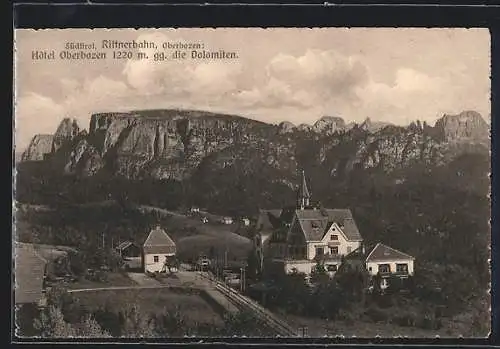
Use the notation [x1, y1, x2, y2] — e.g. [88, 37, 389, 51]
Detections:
[84, 110, 275, 179]
[19, 109, 490, 183]
[21, 134, 54, 161]
[434, 110, 489, 142]
[52, 118, 80, 152]
[312, 116, 346, 134]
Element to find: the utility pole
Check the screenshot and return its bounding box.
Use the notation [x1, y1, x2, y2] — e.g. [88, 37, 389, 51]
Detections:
[243, 264, 246, 292]
[102, 232, 105, 249]
[240, 266, 246, 293]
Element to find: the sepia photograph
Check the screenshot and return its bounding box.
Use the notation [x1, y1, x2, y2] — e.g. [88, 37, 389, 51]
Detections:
[13, 28, 491, 339]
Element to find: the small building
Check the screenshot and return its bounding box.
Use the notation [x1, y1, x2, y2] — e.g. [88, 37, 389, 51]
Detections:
[221, 217, 233, 225]
[365, 242, 415, 290]
[115, 241, 141, 258]
[201, 217, 209, 224]
[142, 225, 176, 273]
[190, 207, 200, 213]
[14, 243, 48, 307]
[115, 241, 142, 270]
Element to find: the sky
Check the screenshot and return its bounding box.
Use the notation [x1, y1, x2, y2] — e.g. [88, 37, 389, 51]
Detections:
[14, 28, 490, 151]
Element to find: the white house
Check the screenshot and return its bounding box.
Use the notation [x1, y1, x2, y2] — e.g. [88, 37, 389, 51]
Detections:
[259, 170, 363, 277]
[242, 218, 251, 226]
[277, 207, 363, 275]
[222, 217, 233, 225]
[365, 242, 415, 290]
[142, 225, 176, 273]
[255, 171, 416, 286]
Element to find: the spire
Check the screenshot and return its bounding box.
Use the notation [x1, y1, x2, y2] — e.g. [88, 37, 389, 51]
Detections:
[297, 169, 311, 210]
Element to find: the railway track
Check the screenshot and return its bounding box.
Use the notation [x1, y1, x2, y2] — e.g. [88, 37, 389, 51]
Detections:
[198, 272, 297, 337]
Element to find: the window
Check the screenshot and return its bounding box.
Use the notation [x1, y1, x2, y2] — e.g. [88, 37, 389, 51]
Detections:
[330, 246, 338, 255]
[378, 264, 391, 273]
[330, 235, 338, 241]
[396, 263, 409, 273]
[316, 247, 324, 257]
[327, 264, 338, 272]
[153, 256, 159, 263]
[347, 246, 352, 254]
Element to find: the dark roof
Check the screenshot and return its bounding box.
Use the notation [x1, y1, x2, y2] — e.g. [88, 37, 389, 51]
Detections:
[366, 243, 414, 262]
[256, 207, 296, 231]
[116, 241, 140, 251]
[143, 226, 176, 254]
[256, 209, 283, 231]
[294, 208, 363, 241]
[14, 244, 47, 304]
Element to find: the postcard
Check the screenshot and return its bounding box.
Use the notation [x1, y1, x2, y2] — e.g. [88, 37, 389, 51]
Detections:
[13, 28, 491, 339]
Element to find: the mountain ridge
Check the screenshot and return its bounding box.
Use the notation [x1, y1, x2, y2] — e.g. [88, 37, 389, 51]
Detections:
[19, 109, 489, 184]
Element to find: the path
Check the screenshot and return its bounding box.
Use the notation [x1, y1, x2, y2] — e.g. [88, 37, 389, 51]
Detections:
[127, 272, 162, 286]
[138, 205, 187, 218]
[67, 284, 176, 293]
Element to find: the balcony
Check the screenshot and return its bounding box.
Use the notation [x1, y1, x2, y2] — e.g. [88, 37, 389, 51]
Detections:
[393, 270, 410, 278]
[327, 241, 340, 247]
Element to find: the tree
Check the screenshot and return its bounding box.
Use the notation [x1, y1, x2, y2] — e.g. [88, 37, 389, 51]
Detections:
[78, 314, 113, 338]
[220, 311, 272, 336]
[310, 261, 329, 285]
[336, 268, 368, 303]
[245, 249, 260, 281]
[33, 304, 111, 338]
[34, 306, 77, 338]
[15, 303, 41, 337]
[372, 273, 383, 295]
[120, 304, 157, 338]
[153, 306, 187, 337]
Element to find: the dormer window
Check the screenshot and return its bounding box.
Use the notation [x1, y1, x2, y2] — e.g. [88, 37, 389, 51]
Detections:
[330, 235, 338, 241]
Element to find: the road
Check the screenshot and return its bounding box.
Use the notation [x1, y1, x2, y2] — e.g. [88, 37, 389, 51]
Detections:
[67, 270, 221, 292]
[127, 272, 162, 286]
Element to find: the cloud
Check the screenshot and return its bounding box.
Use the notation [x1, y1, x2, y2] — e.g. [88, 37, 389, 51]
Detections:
[123, 32, 244, 101]
[15, 93, 65, 150]
[14, 29, 490, 151]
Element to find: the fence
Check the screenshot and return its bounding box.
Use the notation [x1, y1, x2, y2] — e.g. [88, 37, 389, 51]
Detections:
[199, 271, 297, 337]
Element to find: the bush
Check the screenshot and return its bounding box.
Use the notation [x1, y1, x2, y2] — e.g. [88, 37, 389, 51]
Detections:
[416, 313, 442, 330]
[364, 306, 389, 323]
[392, 311, 417, 327]
[67, 251, 86, 276]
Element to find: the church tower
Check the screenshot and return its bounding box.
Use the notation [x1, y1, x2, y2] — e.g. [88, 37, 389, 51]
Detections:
[297, 169, 311, 210]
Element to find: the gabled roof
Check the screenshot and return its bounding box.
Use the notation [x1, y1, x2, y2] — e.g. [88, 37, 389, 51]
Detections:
[14, 243, 47, 304]
[365, 243, 414, 262]
[294, 208, 363, 241]
[144, 226, 176, 248]
[143, 226, 176, 255]
[256, 209, 283, 231]
[116, 241, 140, 251]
